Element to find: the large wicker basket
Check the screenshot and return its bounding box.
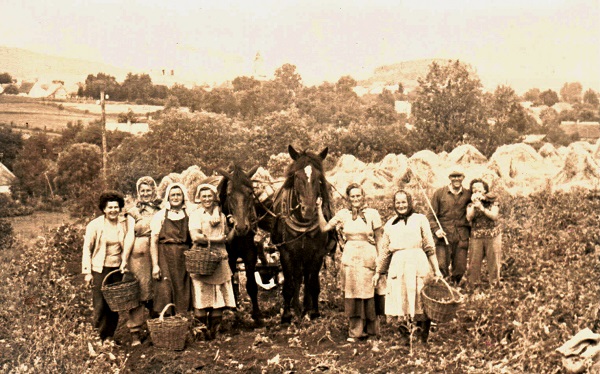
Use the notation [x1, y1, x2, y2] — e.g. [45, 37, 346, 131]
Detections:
[185, 242, 223, 276]
[421, 278, 464, 323]
[147, 303, 190, 350]
[101, 269, 140, 312]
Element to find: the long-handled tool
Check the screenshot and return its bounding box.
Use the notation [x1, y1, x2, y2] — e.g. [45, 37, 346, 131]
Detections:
[406, 163, 449, 245]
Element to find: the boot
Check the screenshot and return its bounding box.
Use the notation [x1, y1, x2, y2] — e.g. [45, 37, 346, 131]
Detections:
[192, 314, 209, 340]
[207, 315, 222, 340]
[130, 331, 141, 347]
[398, 325, 410, 346]
[416, 320, 431, 344]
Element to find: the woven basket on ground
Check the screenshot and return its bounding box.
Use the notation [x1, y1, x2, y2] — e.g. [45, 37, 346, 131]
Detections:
[147, 303, 190, 350]
[101, 269, 140, 312]
[185, 242, 222, 276]
[421, 278, 464, 323]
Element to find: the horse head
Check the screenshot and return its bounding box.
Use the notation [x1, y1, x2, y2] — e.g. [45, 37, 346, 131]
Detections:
[285, 145, 329, 221]
[217, 164, 260, 236]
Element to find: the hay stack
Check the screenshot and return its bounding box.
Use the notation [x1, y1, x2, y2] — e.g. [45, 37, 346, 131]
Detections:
[553, 146, 600, 188]
[447, 144, 487, 165]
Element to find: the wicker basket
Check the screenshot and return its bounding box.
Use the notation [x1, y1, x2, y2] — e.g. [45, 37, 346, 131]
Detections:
[101, 269, 140, 312]
[421, 278, 464, 323]
[147, 303, 190, 350]
[185, 242, 223, 276]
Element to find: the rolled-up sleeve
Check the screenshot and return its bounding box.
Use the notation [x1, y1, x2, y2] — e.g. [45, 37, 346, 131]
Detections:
[376, 231, 392, 274]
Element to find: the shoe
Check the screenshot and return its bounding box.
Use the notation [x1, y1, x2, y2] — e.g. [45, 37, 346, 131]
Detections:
[347, 337, 357, 343]
[131, 332, 141, 347]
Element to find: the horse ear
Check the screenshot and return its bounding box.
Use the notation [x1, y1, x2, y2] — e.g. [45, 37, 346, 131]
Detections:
[216, 168, 232, 180]
[288, 145, 300, 160]
[246, 165, 260, 179]
[318, 147, 329, 160]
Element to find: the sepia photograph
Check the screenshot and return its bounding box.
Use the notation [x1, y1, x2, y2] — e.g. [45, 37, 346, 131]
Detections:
[0, 0, 599, 372]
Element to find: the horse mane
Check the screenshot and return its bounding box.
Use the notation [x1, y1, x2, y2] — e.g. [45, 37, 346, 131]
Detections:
[282, 149, 332, 210]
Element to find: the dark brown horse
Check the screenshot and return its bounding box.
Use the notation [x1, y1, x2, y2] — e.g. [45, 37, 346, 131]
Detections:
[270, 145, 336, 324]
[217, 164, 264, 323]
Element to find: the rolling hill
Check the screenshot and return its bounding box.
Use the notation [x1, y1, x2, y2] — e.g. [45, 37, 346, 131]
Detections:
[0, 46, 129, 85]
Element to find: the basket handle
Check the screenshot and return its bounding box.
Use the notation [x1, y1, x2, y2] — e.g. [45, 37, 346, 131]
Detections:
[101, 269, 123, 288]
[159, 303, 176, 321]
[435, 277, 461, 302]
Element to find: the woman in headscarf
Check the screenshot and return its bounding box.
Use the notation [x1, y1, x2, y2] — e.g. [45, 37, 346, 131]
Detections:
[188, 183, 236, 340]
[82, 191, 134, 343]
[373, 190, 443, 345]
[120, 176, 161, 346]
[317, 183, 383, 342]
[150, 183, 192, 315]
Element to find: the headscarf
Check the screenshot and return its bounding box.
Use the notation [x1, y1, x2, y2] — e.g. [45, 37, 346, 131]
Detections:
[391, 190, 414, 225]
[346, 183, 368, 223]
[194, 183, 218, 204]
[164, 182, 189, 210]
[135, 176, 160, 209]
[194, 183, 220, 221]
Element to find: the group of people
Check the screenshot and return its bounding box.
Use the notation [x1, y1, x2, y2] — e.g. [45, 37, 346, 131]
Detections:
[316, 167, 502, 344]
[82, 177, 236, 346]
[82, 167, 501, 347]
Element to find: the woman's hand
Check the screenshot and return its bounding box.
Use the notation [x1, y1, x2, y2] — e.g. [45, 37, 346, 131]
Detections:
[152, 266, 161, 280]
[372, 273, 380, 288]
[84, 274, 93, 287]
[433, 268, 443, 280]
[119, 262, 128, 274]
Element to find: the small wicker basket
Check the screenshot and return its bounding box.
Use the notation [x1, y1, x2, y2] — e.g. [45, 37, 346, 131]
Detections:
[147, 303, 190, 350]
[101, 269, 140, 312]
[421, 278, 464, 323]
[185, 242, 222, 276]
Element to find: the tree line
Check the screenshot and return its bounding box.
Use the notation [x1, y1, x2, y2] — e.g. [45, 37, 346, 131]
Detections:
[1, 61, 599, 217]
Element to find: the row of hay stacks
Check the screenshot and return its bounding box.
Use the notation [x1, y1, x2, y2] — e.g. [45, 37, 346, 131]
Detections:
[153, 140, 600, 208]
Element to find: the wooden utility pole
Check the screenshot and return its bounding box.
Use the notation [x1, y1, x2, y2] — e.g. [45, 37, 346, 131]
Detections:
[100, 90, 107, 186]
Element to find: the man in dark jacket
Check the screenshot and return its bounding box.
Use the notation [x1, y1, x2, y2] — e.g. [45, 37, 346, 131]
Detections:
[427, 168, 471, 285]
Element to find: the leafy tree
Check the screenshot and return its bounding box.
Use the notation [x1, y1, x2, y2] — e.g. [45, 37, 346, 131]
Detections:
[0, 72, 13, 84]
[488, 85, 536, 134]
[336, 76, 357, 95]
[232, 76, 261, 92]
[274, 63, 302, 93]
[539, 89, 559, 107]
[82, 73, 121, 100]
[2, 85, 19, 95]
[122, 73, 153, 102]
[74, 121, 132, 151]
[411, 60, 487, 153]
[560, 82, 583, 104]
[54, 143, 102, 199]
[12, 133, 57, 199]
[523, 88, 541, 104]
[0, 125, 23, 170]
[203, 87, 238, 116]
[583, 89, 599, 107]
[164, 95, 180, 110]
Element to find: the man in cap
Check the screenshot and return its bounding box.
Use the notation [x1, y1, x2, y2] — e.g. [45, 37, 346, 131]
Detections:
[427, 167, 472, 285]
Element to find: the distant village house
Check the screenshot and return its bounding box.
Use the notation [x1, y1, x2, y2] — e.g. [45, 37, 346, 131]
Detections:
[0, 162, 16, 194]
[560, 121, 600, 143]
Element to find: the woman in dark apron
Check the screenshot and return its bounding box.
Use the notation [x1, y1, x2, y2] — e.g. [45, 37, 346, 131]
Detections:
[150, 183, 192, 315]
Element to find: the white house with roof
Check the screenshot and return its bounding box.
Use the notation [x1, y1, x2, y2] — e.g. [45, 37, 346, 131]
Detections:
[28, 81, 69, 99]
[0, 162, 16, 194]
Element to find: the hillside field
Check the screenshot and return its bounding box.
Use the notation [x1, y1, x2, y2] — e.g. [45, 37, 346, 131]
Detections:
[1, 190, 599, 373]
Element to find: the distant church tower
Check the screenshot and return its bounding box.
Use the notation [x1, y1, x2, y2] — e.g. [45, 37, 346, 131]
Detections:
[252, 52, 267, 81]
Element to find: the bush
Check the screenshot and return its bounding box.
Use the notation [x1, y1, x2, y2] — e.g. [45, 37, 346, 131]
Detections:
[0, 194, 34, 217]
[0, 219, 14, 250]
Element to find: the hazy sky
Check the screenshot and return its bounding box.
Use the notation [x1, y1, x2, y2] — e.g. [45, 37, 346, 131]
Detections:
[2, 0, 599, 93]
